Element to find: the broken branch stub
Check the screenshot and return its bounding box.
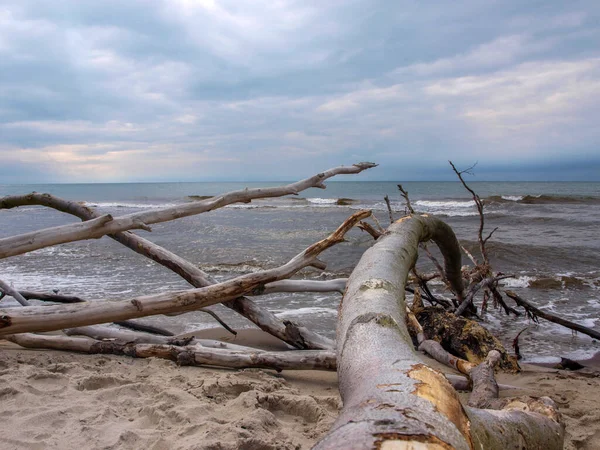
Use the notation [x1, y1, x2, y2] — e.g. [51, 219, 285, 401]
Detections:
[314, 214, 563, 450]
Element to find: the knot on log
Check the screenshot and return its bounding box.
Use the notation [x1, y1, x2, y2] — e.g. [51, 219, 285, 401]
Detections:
[174, 349, 195, 366]
[0, 315, 11, 328]
[283, 320, 309, 349]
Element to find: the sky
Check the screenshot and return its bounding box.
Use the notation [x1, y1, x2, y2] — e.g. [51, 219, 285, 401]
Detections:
[0, 0, 599, 183]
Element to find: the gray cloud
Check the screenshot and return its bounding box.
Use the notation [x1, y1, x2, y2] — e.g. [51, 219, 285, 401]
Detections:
[0, 0, 599, 182]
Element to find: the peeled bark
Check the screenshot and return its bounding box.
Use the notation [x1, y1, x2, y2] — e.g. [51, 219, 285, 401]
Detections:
[0, 211, 370, 336]
[314, 215, 563, 450]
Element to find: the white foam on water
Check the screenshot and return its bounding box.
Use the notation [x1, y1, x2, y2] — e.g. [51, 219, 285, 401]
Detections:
[307, 198, 337, 205]
[85, 202, 179, 209]
[415, 200, 476, 208]
[500, 276, 535, 288]
[501, 195, 524, 202]
[225, 204, 264, 209]
[275, 307, 337, 317]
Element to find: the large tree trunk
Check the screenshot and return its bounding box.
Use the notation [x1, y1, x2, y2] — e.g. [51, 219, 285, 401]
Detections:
[314, 215, 564, 450]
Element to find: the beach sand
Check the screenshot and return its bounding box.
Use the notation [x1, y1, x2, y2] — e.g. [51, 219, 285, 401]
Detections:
[1, 329, 599, 449]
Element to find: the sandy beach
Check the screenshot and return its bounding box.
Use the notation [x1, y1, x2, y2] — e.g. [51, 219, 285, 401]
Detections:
[0, 328, 598, 449]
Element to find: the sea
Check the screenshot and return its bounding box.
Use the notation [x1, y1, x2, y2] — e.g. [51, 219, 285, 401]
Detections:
[1, 180, 599, 364]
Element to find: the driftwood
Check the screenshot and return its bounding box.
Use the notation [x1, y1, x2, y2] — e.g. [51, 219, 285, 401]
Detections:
[0, 162, 581, 448]
[0, 210, 370, 336]
[0, 162, 376, 259]
[0, 190, 339, 349]
[6, 333, 336, 371]
[506, 290, 600, 341]
[314, 214, 563, 449]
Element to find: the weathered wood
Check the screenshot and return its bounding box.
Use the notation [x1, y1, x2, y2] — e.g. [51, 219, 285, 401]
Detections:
[506, 290, 600, 341]
[314, 214, 563, 450]
[0, 279, 31, 306]
[64, 325, 258, 351]
[0, 162, 376, 259]
[6, 333, 336, 371]
[1, 192, 336, 349]
[253, 278, 347, 295]
[468, 350, 501, 409]
[0, 211, 370, 336]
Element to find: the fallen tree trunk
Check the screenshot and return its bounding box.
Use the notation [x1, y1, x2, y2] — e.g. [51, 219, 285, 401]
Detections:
[5, 333, 336, 371]
[0, 210, 369, 336]
[314, 214, 563, 449]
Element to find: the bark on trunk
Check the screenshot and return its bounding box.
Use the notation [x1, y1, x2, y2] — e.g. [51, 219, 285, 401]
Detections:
[314, 214, 563, 450]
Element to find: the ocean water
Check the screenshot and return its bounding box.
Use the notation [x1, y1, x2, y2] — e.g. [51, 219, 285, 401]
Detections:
[1, 180, 599, 363]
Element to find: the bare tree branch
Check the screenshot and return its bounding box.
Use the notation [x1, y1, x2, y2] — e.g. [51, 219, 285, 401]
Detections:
[0, 162, 377, 259]
[0, 210, 371, 336]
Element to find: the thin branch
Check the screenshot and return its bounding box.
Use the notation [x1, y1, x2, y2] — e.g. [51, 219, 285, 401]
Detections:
[449, 160, 491, 265]
[357, 221, 383, 240]
[0, 162, 377, 259]
[505, 290, 600, 340]
[397, 184, 415, 214]
[197, 308, 237, 336]
[455, 274, 515, 316]
[383, 195, 394, 223]
[370, 214, 386, 233]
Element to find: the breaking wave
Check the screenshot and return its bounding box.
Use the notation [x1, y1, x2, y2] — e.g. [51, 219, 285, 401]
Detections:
[486, 195, 600, 205]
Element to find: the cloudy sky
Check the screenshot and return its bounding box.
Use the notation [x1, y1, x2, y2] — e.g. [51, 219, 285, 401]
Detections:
[1, 1, 599, 182]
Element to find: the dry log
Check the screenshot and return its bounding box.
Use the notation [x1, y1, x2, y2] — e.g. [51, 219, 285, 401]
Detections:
[0, 210, 370, 336]
[252, 278, 347, 295]
[63, 325, 259, 352]
[0, 279, 31, 306]
[6, 333, 336, 371]
[1, 192, 335, 349]
[314, 214, 563, 450]
[0, 162, 376, 259]
[505, 290, 600, 341]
